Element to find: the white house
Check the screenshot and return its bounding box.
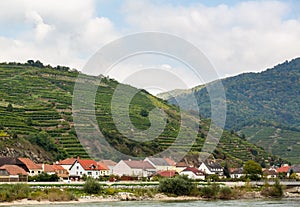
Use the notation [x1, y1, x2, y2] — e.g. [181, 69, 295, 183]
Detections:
[198, 161, 223, 176]
[101, 160, 117, 175]
[113, 160, 156, 177]
[69, 159, 109, 179]
[18, 158, 42, 176]
[230, 168, 245, 179]
[180, 167, 205, 180]
[144, 157, 173, 171]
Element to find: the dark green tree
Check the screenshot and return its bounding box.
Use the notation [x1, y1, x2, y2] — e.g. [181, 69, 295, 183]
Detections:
[223, 162, 231, 178]
[7, 103, 13, 112]
[243, 160, 262, 180]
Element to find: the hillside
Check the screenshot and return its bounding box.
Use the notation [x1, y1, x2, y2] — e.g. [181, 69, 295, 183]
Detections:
[0, 61, 283, 166]
[161, 58, 300, 163]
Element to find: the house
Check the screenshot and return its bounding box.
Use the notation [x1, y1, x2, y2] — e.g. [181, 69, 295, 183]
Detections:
[175, 161, 190, 173]
[164, 157, 176, 167]
[101, 160, 117, 175]
[152, 170, 177, 178]
[69, 159, 108, 179]
[97, 162, 110, 176]
[180, 167, 205, 180]
[18, 158, 42, 176]
[198, 161, 223, 176]
[230, 168, 245, 179]
[39, 164, 69, 179]
[113, 160, 156, 177]
[144, 157, 172, 171]
[290, 164, 300, 177]
[0, 157, 29, 172]
[0, 165, 28, 182]
[276, 165, 290, 177]
[263, 168, 277, 179]
[57, 158, 77, 171]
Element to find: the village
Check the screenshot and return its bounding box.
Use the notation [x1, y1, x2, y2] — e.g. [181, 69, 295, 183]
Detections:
[0, 156, 299, 183]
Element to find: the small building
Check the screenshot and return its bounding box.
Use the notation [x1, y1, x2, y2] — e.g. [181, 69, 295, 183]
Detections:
[97, 162, 110, 176]
[18, 158, 42, 176]
[180, 167, 205, 180]
[230, 168, 245, 179]
[198, 161, 223, 176]
[290, 164, 300, 177]
[101, 160, 117, 175]
[276, 165, 290, 177]
[144, 157, 172, 171]
[153, 170, 177, 178]
[0, 164, 28, 182]
[113, 160, 156, 177]
[263, 168, 277, 179]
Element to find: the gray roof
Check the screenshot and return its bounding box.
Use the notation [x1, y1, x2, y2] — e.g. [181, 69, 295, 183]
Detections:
[290, 164, 300, 173]
[146, 158, 170, 166]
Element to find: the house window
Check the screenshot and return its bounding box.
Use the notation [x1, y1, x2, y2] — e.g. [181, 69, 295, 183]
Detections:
[31, 171, 34, 174]
[76, 172, 78, 175]
[76, 166, 79, 169]
[96, 172, 98, 175]
[88, 172, 92, 175]
[80, 172, 82, 175]
[38, 171, 41, 174]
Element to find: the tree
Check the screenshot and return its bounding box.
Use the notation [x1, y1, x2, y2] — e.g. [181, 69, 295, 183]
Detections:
[83, 177, 102, 194]
[158, 175, 194, 196]
[7, 103, 13, 112]
[223, 162, 231, 178]
[140, 109, 149, 117]
[243, 160, 262, 180]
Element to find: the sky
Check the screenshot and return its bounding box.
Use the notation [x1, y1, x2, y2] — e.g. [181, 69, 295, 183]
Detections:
[1, 0, 300, 92]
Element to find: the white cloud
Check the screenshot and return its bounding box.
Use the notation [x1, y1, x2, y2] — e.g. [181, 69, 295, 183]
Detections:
[0, 0, 119, 69]
[122, 0, 300, 78]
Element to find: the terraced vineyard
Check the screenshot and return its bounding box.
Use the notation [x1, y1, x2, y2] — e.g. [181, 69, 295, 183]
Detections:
[0, 61, 283, 165]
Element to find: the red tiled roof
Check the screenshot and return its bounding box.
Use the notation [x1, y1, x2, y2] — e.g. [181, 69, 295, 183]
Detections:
[18, 158, 41, 170]
[124, 160, 155, 169]
[0, 164, 27, 175]
[97, 162, 110, 170]
[78, 159, 99, 171]
[182, 167, 205, 175]
[58, 158, 77, 165]
[277, 166, 290, 173]
[156, 170, 176, 177]
[52, 165, 65, 171]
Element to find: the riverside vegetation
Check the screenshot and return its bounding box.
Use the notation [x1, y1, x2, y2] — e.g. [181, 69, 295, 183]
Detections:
[0, 176, 287, 203]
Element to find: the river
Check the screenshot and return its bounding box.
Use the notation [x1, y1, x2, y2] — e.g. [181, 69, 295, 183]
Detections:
[7, 199, 300, 207]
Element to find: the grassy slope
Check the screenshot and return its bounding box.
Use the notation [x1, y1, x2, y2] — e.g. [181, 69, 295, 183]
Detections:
[0, 62, 283, 166]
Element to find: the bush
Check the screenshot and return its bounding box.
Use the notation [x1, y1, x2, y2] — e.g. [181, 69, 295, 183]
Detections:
[0, 184, 31, 202]
[261, 179, 283, 198]
[200, 183, 220, 199]
[83, 177, 102, 194]
[158, 175, 194, 196]
[219, 187, 234, 199]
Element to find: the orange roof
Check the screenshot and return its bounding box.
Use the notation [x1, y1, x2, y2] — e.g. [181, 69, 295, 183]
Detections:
[0, 164, 27, 175]
[101, 160, 117, 166]
[97, 162, 110, 170]
[52, 165, 65, 171]
[78, 159, 99, 171]
[277, 166, 290, 173]
[18, 158, 41, 170]
[58, 158, 77, 165]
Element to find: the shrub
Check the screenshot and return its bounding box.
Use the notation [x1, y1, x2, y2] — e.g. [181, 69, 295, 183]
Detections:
[0, 184, 31, 202]
[158, 175, 194, 196]
[83, 177, 102, 194]
[261, 179, 283, 198]
[219, 187, 234, 199]
[200, 183, 220, 199]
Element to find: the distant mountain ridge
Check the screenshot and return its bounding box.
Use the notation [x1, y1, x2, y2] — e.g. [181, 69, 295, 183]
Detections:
[161, 58, 300, 163]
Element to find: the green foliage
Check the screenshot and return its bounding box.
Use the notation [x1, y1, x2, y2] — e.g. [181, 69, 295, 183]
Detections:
[243, 160, 262, 180]
[200, 182, 220, 199]
[7, 103, 13, 112]
[261, 179, 283, 197]
[28, 131, 58, 152]
[0, 184, 30, 202]
[83, 177, 102, 194]
[223, 162, 230, 178]
[158, 175, 194, 196]
[219, 187, 234, 199]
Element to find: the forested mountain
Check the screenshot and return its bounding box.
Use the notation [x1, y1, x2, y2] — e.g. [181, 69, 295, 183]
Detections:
[0, 61, 284, 166]
[162, 58, 300, 163]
